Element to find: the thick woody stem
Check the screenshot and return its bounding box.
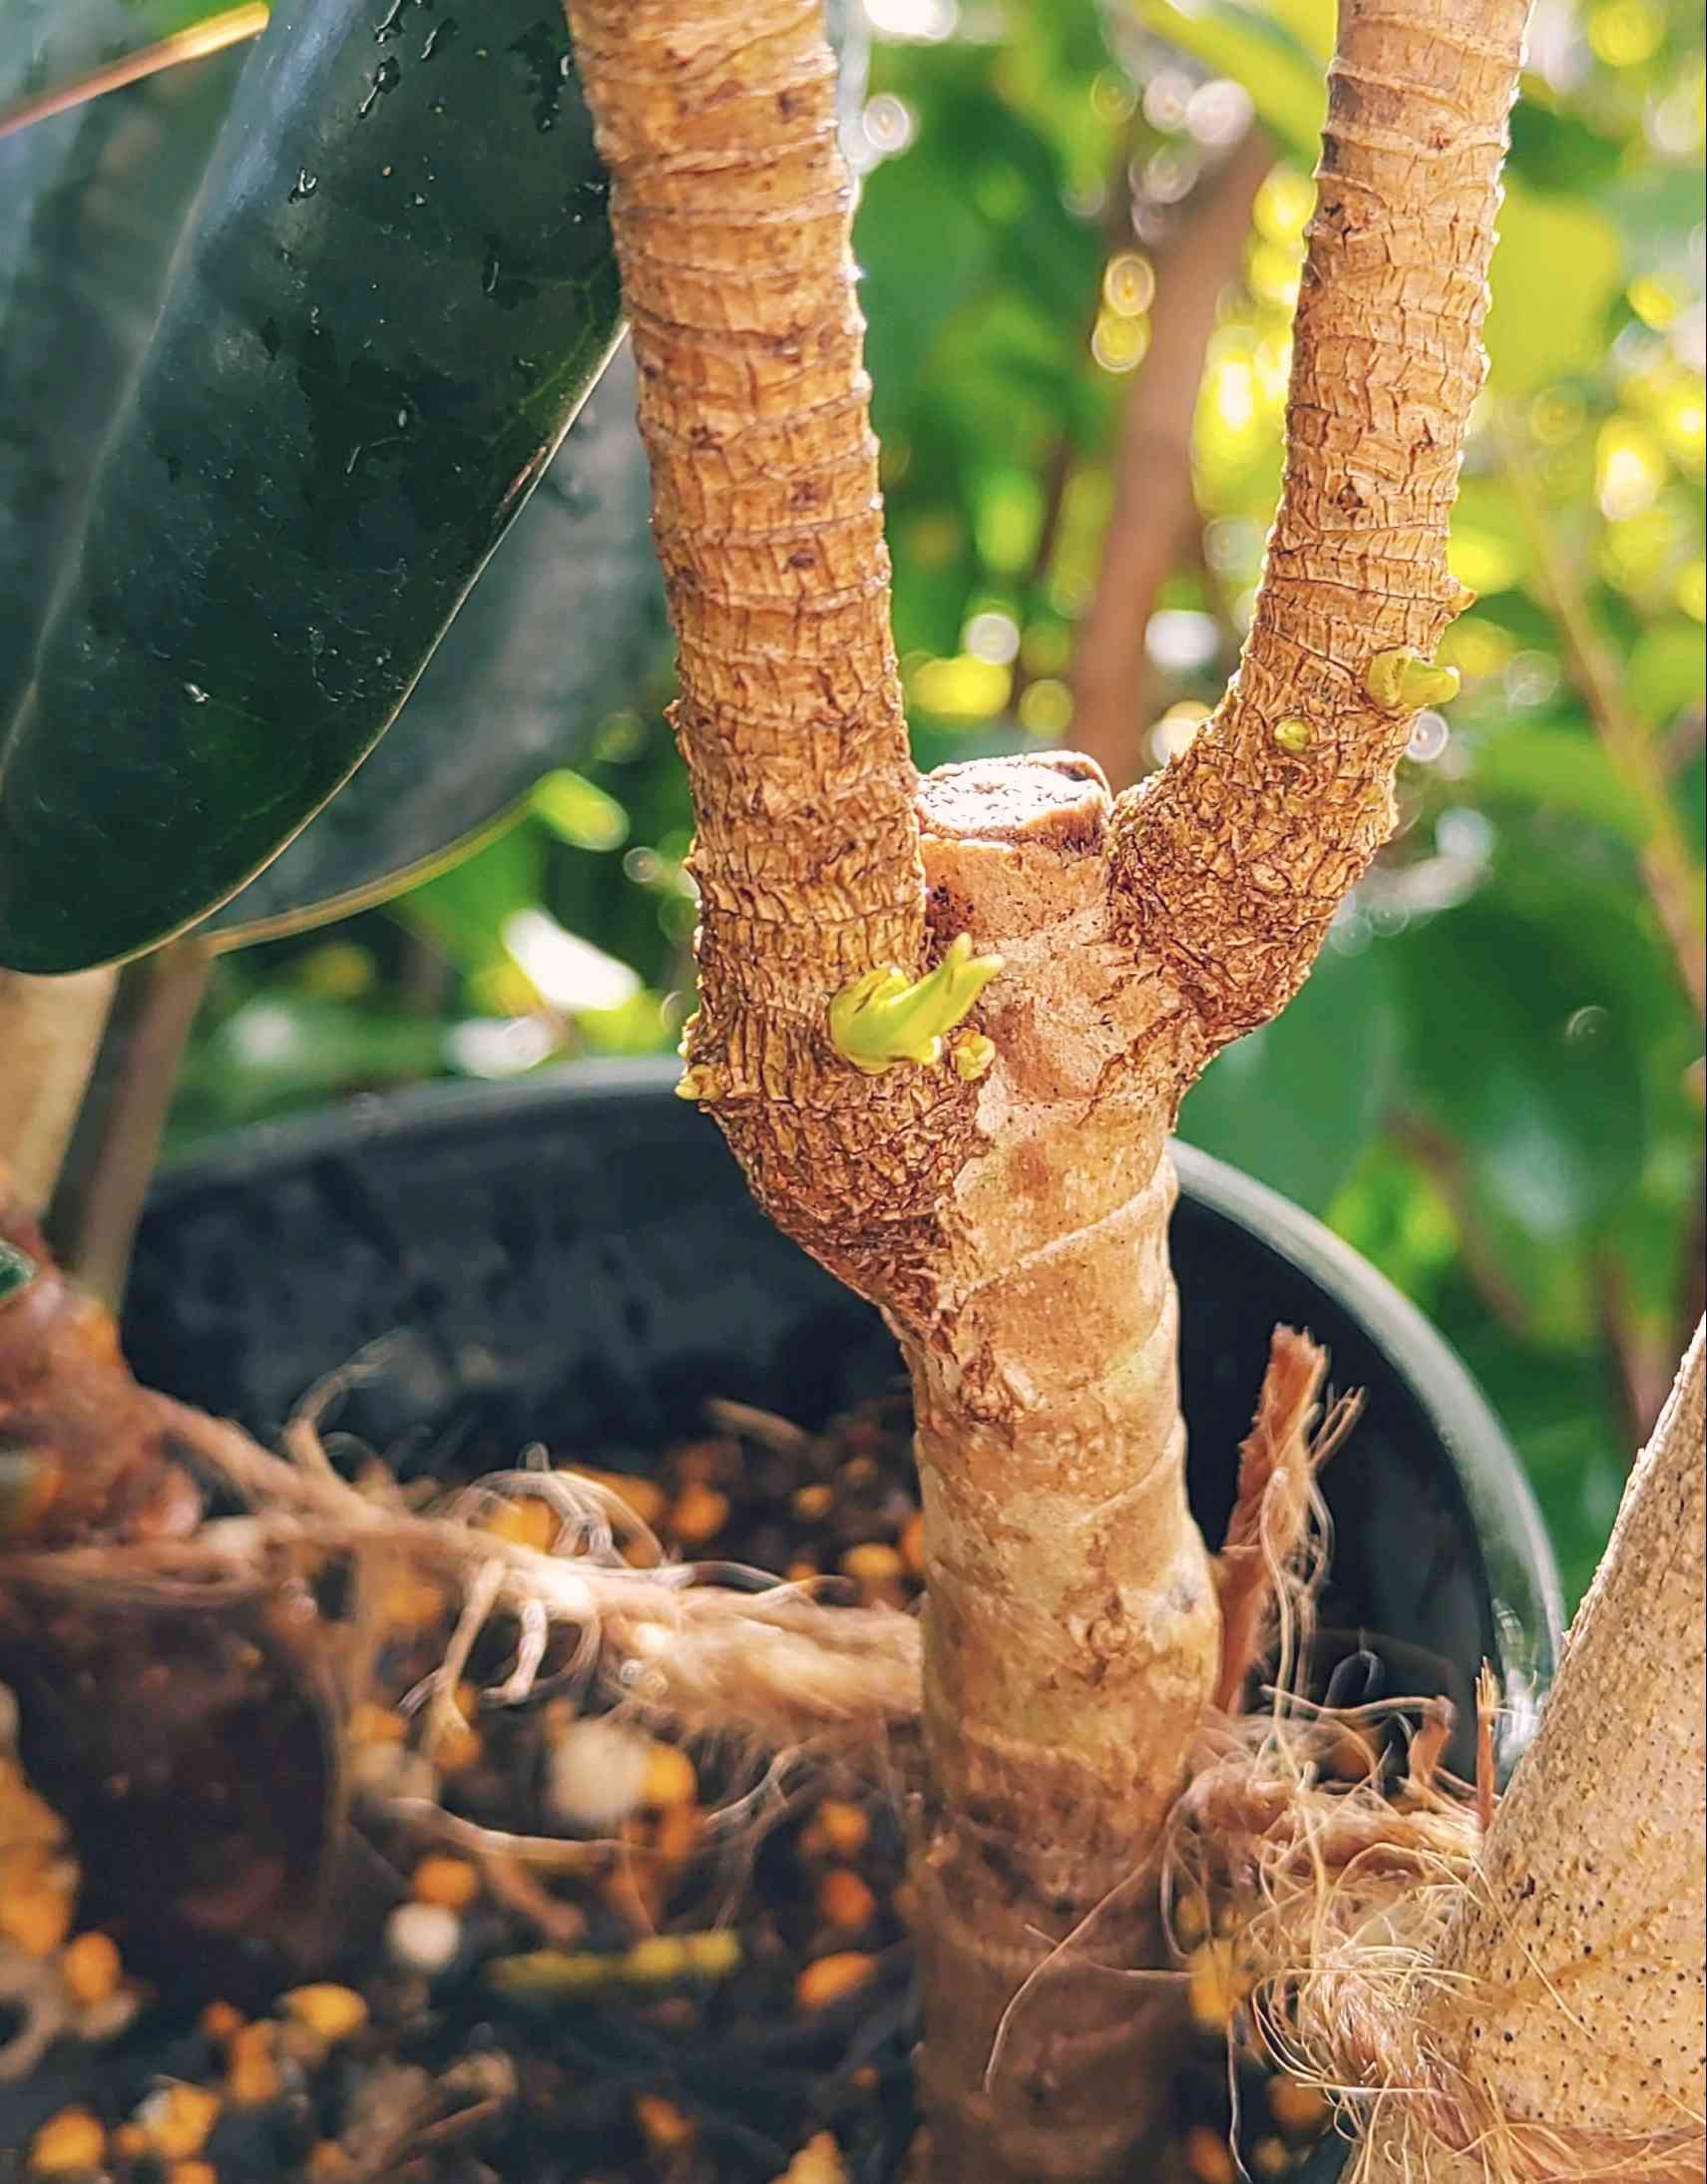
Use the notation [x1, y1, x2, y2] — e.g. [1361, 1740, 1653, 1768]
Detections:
[903, 763, 1215, 2179]
[1358, 1322, 1705, 2181]
[1108, 0, 1529, 1046]
[564, 0, 975, 1291]
[565, 0, 1530, 2175]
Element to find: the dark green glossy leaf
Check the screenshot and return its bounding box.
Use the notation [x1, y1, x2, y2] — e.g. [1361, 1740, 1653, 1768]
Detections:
[0, 0, 253, 738]
[0, 0, 624, 973]
[207, 345, 662, 943]
[1179, 937, 1400, 1214]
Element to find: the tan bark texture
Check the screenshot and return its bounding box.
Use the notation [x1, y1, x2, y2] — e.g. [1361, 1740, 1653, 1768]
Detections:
[0, 968, 116, 1211]
[1108, 0, 1529, 1043]
[1356, 1323, 1706, 2183]
[563, 0, 1525, 2172]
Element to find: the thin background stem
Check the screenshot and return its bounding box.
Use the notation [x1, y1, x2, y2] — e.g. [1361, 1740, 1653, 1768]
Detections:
[1496, 409, 1707, 1020]
[0, 3, 268, 143]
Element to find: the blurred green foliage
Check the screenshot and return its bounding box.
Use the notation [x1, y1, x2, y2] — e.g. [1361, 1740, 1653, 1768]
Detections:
[168, 0, 1705, 1602]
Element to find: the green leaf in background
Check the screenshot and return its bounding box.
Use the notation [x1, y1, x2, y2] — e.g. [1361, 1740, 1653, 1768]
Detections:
[1485, 180, 1624, 396]
[532, 765, 631, 856]
[1505, 98, 1624, 195]
[398, 822, 547, 994]
[0, 0, 625, 974]
[168, 994, 450, 1139]
[1178, 939, 1400, 1214]
[1626, 623, 1707, 727]
[396, 815, 645, 1028]
[1389, 885, 1649, 1248]
[1467, 720, 1650, 845]
[1127, 0, 1325, 165]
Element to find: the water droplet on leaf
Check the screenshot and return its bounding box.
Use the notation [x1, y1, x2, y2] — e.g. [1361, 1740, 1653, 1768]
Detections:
[358, 56, 401, 118]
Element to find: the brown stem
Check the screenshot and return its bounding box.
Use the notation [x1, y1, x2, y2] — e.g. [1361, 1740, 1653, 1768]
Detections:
[1070, 129, 1274, 790]
[1496, 412, 1707, 1020]
[564, 0, 962, 1297]
[1592, 1245, 1674, 1459]
[0, 2, 268, 142]
[0, 968, 118, 1212]
[565, 0, 1526, 2174]
[48, 938, 212, 1307]
[1109, 0, 1529, 1048]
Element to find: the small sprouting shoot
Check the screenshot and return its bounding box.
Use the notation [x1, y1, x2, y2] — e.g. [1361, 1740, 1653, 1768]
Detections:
[829, 934, 1003, 1077]
[951, 1032, 996, 1082]
[1272, 717, 1314, 755]
[1364, 649, 1461, 715]
[0, 1243, 38, 1306]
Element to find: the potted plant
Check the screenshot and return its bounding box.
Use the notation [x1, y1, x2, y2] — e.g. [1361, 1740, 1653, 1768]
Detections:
[0, 0, 1699, 2179]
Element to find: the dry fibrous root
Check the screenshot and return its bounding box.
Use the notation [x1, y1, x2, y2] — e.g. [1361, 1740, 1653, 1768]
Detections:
[1, 1178, 922, 1962]
[1173, 1327, 1707, 2184]
[1212, 1326, 1362, 1714]
[149, 1393, 923, 1766]
[1167, 1695, 1493, 2147]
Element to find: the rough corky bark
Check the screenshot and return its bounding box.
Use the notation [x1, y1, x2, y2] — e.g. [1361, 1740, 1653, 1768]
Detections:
[1357, 1322, 1705, 2182]
[1108, 0, 1526, 1041]
[562, 0, 1526, 2172]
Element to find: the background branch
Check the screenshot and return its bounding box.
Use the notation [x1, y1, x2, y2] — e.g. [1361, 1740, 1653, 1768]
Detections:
[1497, 411, 1707, 1020]
[1070, 129, 1273, 789]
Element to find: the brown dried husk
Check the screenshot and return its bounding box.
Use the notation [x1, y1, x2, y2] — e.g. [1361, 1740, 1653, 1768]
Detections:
[1168, 1330, 1706, 2184]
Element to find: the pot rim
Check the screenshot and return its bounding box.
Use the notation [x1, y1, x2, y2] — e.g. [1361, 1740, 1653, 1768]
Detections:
[148, 1055, 1564, 1707]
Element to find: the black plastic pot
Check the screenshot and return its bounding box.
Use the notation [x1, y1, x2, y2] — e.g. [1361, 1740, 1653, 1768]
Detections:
[111, 1060, 1560, 2180]
[124, 1059, 1562, 1763]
